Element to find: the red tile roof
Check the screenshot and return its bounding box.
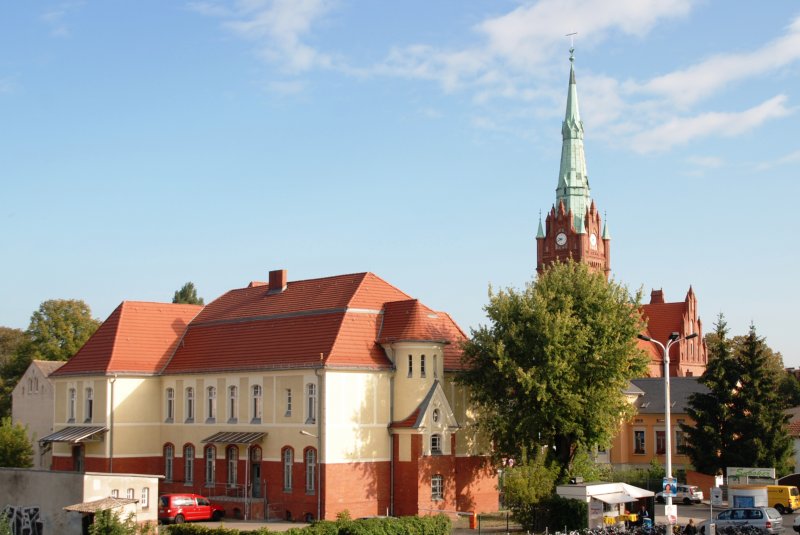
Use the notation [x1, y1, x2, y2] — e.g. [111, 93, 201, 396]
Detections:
[52, 302, 202, 376]
[390, 407, 421, 429]
[163, 272, 467, 374]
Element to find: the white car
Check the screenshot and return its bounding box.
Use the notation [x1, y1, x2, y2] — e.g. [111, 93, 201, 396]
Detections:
[656, 484, 704, 504]
[699, 507, 783, 535]
[792, 514, 800, 532]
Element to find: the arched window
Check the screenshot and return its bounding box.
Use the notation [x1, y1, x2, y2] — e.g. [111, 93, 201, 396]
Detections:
[433, 354, 438, 379]
[226, 445, 238, 487]
[283, 447, 294, 491]
[165, 388, 174, 422]
[431, 474, 444, 500]
[141, 487, 150, 508]
[305, 448, 316, 493]
[84, 387, 94, 422]
[306, 383, 316, 424]
[68, 388, 76, 421]
[431, 434, 442, 455]
[407, 355, 413, 377]
[126, 488, 134, 499]
[184, 444, 195, 483]
[228, 385, 238, 423]
[164, 444, 174, 482]
[204, 445, 216, 486]
[251, 385, 262, 423]
[207, 386, 217, 422]
[185, 387, 195, 422]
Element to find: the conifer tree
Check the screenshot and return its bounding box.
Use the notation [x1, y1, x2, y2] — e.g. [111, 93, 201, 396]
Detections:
[681, 315, 739, 474]
[172, 282, 204, 305]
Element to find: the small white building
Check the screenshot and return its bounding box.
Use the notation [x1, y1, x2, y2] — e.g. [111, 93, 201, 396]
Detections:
[557, 481, 654, 529]
[0, 468, 159, 533]
[11, 360, 65, 469]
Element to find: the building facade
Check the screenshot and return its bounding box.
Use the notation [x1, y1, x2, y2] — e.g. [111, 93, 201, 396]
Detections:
[42, 270, 498, 521]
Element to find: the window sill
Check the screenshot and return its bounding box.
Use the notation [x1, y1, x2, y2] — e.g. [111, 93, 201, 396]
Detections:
[185, 418, 194, 424]
[206, 418, 216, 424]
[165, 418, 174, 424]
[283, 488, 293, 493]
[633, 452, 646, 455]
[251, 418, 261, 425]
[228, 418, 238, 424]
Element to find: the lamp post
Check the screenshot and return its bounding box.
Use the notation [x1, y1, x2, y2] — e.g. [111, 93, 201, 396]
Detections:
[300, 430, 321, 521]
[637, 331, 698, 515]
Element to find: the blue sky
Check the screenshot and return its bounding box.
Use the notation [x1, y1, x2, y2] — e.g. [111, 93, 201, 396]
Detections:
[2, 1, 799, 365]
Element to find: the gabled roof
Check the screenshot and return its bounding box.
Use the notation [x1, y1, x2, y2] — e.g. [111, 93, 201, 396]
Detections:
[630, 377, 708, 414]
[390, 380, 459, 430]
[32, 359, 66, 377]
[163, 272, 458, 374]
[52, 302, 203, 376]
[379, 300, 467, 371]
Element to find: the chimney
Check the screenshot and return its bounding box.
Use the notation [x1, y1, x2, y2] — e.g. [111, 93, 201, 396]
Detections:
[650, 289, 665, 304]
[268, 269, 288, 294]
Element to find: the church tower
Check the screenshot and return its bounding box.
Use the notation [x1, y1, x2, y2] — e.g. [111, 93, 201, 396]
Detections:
[537, 49, 610, 278]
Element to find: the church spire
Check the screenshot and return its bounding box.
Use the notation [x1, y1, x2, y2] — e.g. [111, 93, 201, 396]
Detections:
[556, 47, 591, 234]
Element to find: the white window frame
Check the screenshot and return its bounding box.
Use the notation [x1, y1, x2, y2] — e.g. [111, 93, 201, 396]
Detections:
[84, 387, 93, 423]
[431, 474, 444, 501]
[184, 444, 194, 484]
[226, 446, 238, 487]
[165, 387, 174, 422]
[305, 448, 316, 494]
[164, 444, 174, 482]
[68, 387, 76, 422]
[251, 384, 262, 423]
[141, 487, 149, 509]
[205, 445, 216, 486]
[431, 433, 443, 455]
[111, 489, 119, 498]
[126, 488, 134, 499]
[283, 448, 294, 491]
[185, 387, 195, 422]
[228, 385, 238, 423]
[207, 386, 217, 422]
[306, 383, 316, 424]
[634, 429, 646, 455]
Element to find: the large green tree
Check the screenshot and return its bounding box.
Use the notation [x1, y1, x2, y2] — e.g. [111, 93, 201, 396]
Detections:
[0, 328, 25, 369]
[0, 417, 33, 468]
[0, 300, 99, 418]
[683, 318, 792, 475]
[172, 282, 204, 305]
[458, 261, 648, 478]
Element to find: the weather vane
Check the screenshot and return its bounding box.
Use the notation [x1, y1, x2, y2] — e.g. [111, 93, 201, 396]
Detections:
[566, 32, 577, 60]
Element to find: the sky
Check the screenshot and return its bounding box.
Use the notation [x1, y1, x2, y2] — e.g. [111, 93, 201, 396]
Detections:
[2, 1, 799, 365]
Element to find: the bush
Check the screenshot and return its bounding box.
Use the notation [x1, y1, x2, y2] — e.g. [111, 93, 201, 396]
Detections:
[166, 515, 450, 535]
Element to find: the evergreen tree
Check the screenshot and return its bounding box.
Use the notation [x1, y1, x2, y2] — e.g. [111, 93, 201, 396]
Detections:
[172, 282, 204, 305]
[458, 261, 648, 478]
[683, 318, 793, 475]
[682, 315, 739, 474]
[729, 325, 792, 474]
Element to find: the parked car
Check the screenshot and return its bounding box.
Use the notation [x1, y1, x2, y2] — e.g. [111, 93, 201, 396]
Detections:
[698, 507, 783, 535]
[656, 484, 704, 505]
[793, 514, 800, 532]
[158, 493, 224, 524]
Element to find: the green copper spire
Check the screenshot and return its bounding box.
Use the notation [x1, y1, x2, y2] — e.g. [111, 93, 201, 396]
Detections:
[602, 212, 610, 239]
[536, 211, 545, 238]
[556, 47, 591, 233]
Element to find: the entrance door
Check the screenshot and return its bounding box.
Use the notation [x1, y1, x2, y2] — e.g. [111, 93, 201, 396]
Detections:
[251, 447, 262, 498]
[72, 445, 84, 473]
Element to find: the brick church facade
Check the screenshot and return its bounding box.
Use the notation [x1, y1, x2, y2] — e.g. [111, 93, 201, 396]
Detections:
[535, 49, 706, 377]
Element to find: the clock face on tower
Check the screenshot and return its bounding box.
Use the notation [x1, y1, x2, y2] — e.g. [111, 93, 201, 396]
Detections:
[556, 232, 567, 246]
[590, 233, 597, 249]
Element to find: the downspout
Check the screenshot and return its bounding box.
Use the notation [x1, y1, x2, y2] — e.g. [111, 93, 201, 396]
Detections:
[387, 344, 395, 517]
[109, 374, 117, 473]
[315, 364, 324, 521]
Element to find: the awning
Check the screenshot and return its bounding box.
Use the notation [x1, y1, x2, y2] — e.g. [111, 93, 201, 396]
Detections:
[201, 431, 265, 444]
[39, 426, 108, 445]
[64, 497, 137, 513]
[595, 492, 637, 504]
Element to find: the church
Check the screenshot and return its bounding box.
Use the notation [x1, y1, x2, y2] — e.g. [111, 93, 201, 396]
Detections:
[535, 48, 707, 379]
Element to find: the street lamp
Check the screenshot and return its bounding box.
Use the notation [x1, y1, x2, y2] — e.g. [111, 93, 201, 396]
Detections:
[300, 430, 321, 521]
[637, 331, 698, 515]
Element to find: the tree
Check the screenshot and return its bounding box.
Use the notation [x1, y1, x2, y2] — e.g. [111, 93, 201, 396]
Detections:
[0, 417, 33, 468]
[683, 318, 793, 475]
[24, 299, 100, 362]
[172, 282, 204, 305]
[458, 261, 648, 479]
[0, 328, 24, 369]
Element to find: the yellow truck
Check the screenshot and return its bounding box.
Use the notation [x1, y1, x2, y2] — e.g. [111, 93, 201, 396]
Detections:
[767, 485, 800, 514]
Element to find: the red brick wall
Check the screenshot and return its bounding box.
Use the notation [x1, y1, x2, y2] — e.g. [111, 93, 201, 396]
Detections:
[455, 455, 499, 514]
[392, 434, 420, 516]
[325, 461, 391, 519]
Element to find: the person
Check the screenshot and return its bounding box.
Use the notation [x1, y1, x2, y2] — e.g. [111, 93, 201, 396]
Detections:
[637, 503, 649, 526]
[665, 483, 673, 495]
[683, 518, 697, 535]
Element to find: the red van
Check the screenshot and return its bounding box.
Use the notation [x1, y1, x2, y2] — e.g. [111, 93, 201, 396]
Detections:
[158, 493, 224, 524]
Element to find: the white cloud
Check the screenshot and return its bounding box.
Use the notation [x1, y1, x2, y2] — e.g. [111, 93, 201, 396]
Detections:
[756, 149, 800, 171]
[41, 2, 85, 38]
[191, 0, 335, 73]
[267, 79, 306, 95]
[686, 156, 723, 168]
[636, 16, 800, 107]
[631, 95, 793, 153]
